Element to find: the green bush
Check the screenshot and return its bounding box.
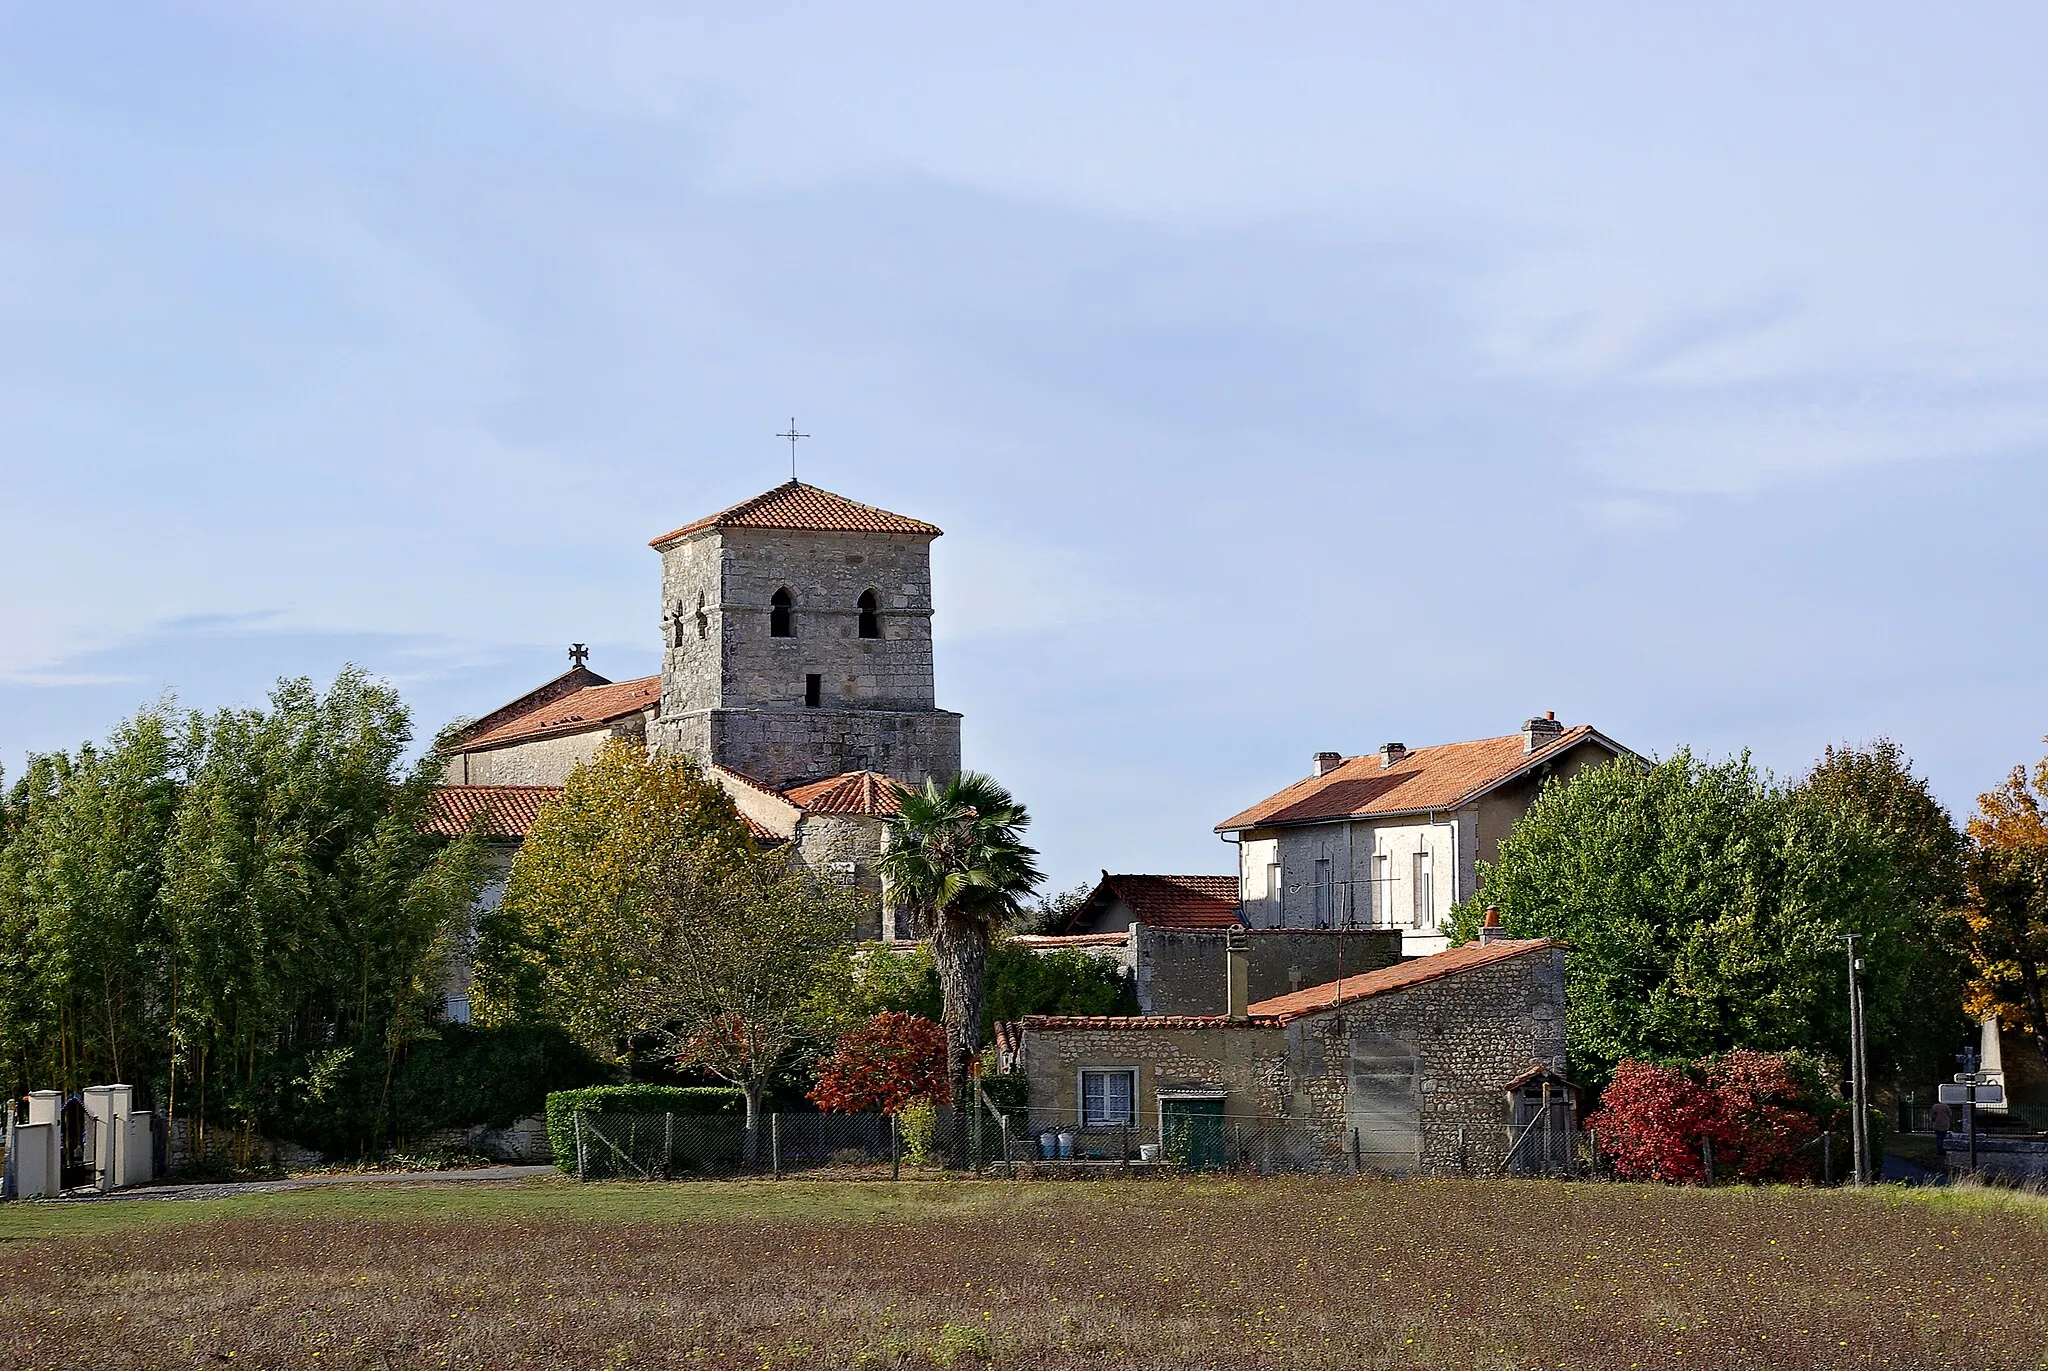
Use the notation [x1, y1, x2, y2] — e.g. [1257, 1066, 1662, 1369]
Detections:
[897, 1098, 941, 1167]
[544, 1085, 743, 1173]
[262, 1023, 609, 1160]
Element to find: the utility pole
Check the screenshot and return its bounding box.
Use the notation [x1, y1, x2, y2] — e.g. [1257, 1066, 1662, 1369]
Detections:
[1845, 935, 1870, 1186]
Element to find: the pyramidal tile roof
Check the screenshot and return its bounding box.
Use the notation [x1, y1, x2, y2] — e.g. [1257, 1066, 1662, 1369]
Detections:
[783, 770, 907, 817]
[650, 481, 942, 548]
[1215, 725, 1624, 831]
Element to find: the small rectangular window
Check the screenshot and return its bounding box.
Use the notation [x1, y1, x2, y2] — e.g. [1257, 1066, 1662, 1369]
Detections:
[805, 674, 822, 708]
[1081, 1069, 1136, 1126]
[1412, 850, 1433, 928]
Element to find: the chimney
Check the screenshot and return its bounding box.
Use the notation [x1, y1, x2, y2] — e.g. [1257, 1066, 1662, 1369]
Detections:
[1522, 711, 1564, 754]
[1313, 751, 1345, 777]
[1378, 742, 1408, 769]
[1479, 906, 1507, 945]
[1225, 925, 1251, 1019]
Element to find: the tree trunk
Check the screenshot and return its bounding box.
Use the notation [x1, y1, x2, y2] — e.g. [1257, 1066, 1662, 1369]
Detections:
[742, 1080, 764, 1167]
[932, 911, 991, 1170]
[2017, 956, 2048, 1069]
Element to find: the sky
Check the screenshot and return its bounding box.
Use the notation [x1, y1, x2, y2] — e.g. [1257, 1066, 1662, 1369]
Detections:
[3, 3, 2046, 891]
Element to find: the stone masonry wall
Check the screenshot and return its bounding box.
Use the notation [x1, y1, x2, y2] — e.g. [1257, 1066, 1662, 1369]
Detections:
[451, 722, 639, 787]
[1020, 1025, 1286, 1129]
[1285, 948, 1568, 1171]
[794, 812, 888, 942]
[655, 526, 959, 787]
[1134, 929, 1403, 1015]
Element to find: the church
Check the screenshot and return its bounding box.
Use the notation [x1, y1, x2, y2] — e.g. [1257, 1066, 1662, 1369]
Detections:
[428, 479, 963, 1015]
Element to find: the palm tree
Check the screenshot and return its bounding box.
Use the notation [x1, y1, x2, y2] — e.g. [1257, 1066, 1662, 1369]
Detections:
[878, 771, 1043, 1163]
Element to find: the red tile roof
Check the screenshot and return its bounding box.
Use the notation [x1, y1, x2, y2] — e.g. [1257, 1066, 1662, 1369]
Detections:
[1019, 939, 1559, 1031]
[1244, 939, 1559, 1023]
[1215, 727, 1621, 831]
[1012, 932, 1133, 950]
[1021, 1013, 1253, 1030]
[425, 785, 561, 839]
[1069, 874, 1241, 931]
[457, 676, 661, 751]
[650, 481, 942, 549]
[783, 770, 907, 817]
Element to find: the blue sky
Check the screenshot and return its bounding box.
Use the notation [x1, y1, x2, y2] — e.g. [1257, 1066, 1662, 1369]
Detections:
[4, 3, 2045, 891]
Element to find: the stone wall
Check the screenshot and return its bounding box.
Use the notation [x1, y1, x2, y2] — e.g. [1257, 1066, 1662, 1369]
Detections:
[1133, 928, 1402, 1014]
[1021, 944, 1568, 1175]
[659, 704, 960, 791]
[655, 525, 960, 787]
[794, 812, 889, 941]
[450, 721, 638, 787]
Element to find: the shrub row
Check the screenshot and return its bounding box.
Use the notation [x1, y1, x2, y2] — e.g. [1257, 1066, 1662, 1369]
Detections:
[543, 1085, 743, 1172]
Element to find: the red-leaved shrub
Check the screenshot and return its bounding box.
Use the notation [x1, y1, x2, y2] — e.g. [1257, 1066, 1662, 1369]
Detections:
[808, 1012, 949, 1116]
[1587, 1049, 1832, 1183]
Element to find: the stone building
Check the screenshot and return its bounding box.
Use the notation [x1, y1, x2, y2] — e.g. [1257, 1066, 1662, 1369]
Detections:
[1027, 871, 1402, 1015]
[1216, 714, 1635, 954]
[427, 481, 964, 992]
[1015, 932, 1569, 1174]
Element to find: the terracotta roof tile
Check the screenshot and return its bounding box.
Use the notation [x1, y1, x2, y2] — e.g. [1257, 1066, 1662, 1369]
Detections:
[1070, 874, 1241, 930]
[1011, 932, 1133, 950]
[1018, 939, 1559, 1032]
[458, 676, 661, 750]
[425, 785, 561, 839]
[1244, 939, 1559, 1023]
[650, 481, 942, 548]
[783, 770, 907, 817]
[1215, 727, 1616, 831]
[1020, 1013, 1252, 1030]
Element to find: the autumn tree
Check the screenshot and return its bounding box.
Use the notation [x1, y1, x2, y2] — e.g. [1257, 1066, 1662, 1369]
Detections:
[1964, 746, 2048, 1068]
[808, 1011, 949, 1115]
[472, 740, 754, 1063]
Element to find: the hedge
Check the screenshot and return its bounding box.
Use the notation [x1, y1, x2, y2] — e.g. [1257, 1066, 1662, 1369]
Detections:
[543, 1085, 743, 1173]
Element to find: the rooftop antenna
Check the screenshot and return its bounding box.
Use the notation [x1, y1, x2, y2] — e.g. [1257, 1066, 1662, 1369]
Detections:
[776, 417, 810, 481]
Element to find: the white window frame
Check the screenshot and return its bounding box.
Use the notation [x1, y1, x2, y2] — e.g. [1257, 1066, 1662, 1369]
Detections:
[1078, 1066, 1139, 1127]
[1412, 848, 1434, 929]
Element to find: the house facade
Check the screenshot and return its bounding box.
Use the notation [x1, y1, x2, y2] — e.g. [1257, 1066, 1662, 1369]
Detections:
[1216, 714, 1634, 954]
[1015, 934, 1569, 1174]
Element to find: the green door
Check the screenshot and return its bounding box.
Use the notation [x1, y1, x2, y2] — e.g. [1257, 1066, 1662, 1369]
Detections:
[1160, 1097, 1226, 1171]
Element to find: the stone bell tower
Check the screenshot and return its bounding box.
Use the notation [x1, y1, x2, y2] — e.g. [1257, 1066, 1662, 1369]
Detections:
[647, 480, 963, 790]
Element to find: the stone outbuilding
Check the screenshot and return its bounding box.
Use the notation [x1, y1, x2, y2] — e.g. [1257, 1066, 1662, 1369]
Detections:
[1014, 935, 1568, 1174]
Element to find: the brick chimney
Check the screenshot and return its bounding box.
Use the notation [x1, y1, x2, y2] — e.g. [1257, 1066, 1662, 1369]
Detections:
[1522, 711, 1563, 754]
[1479, 906, 1507, 945]
[1225, 925, 1251, 1020]
[1313, 751, 1345, 777]
[1378, 742, 1408, 769]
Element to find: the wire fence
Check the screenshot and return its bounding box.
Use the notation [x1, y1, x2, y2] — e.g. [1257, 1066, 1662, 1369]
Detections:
[570, 1111, 908, 1180]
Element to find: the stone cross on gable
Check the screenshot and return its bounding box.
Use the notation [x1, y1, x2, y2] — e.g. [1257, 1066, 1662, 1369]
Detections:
[569, 643, 590, 668]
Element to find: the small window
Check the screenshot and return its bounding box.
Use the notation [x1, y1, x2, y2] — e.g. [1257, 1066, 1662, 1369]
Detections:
[805, 673, 822, 708]
[696, 592, 709, 641]
[1412, 850, 1434, 928]
[1314, 857, 1333, 928]
[1081, 1069, 1137, 1127]
[770, 588, 794, 638]
[857, 589, 880, 639]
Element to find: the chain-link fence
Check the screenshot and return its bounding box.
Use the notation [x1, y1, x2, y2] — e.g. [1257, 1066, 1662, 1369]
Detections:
[988, 1108, 1420, 1176]
[569, 1111, 904, 1180]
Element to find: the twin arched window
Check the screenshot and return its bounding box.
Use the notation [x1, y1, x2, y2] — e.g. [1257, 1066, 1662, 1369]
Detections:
[769, 588, 881, 639]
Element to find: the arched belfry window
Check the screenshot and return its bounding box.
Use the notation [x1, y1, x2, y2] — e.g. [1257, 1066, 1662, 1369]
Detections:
[770, 588, 794, 638]
[857, 589, 880, 640]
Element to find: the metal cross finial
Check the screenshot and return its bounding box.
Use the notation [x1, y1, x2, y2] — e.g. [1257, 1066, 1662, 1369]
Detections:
[569, 643, 589, 668]
[776, 418, 810, 480]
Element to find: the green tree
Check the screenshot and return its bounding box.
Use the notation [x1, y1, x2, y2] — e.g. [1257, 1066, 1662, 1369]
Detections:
[158, 670, 485, 1161]
[876, 772, 1044, 1161]
[821, 937, 1133, 1033]
[619, 846, 860, 1145]
[473, 739, 755, 1063]
[1456, 744, 1968, 1085]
